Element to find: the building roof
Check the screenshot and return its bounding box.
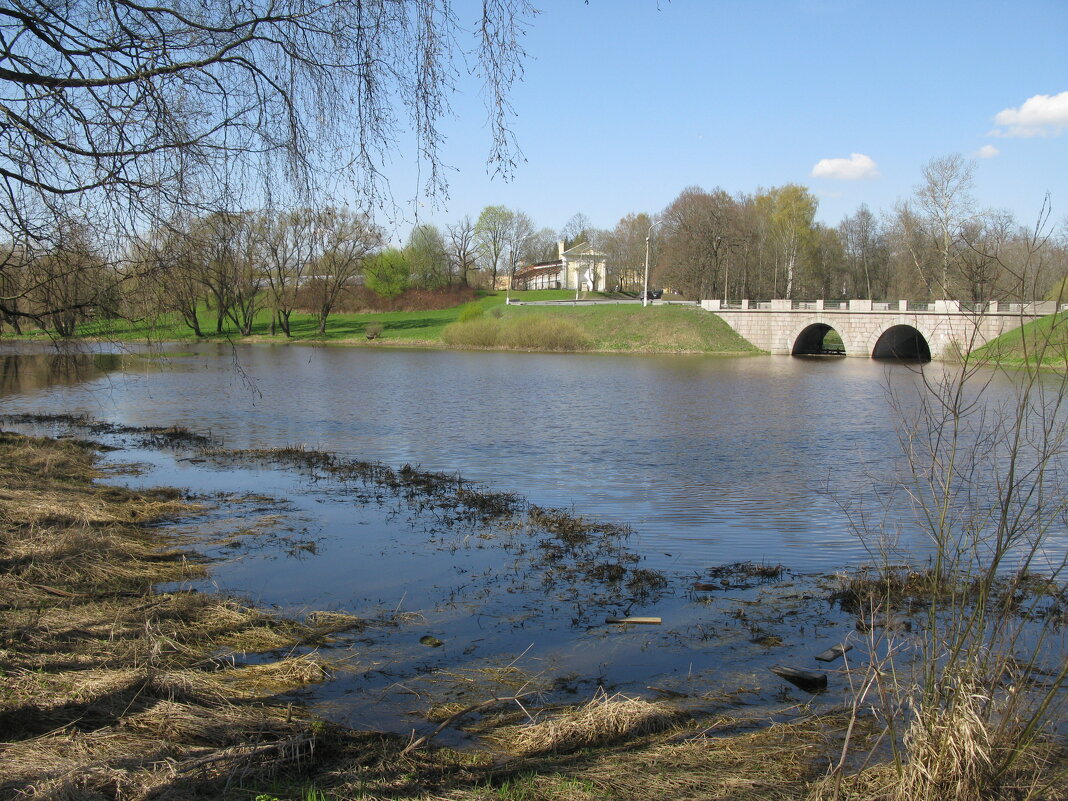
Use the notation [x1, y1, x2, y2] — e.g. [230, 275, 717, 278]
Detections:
[515, 259, 562, 277]
[562, 242, 606, 258]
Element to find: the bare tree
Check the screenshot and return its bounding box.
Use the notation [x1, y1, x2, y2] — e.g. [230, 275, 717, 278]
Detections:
[560, 213, 593, 249]
[21, 218, 110, 337]
[916, 154, 979, 295]
[258, 209, 316, 337]
[134, 220, 206, 337]
[526, 227, 561, 263]
[446, 216, 478, 287]
[659, 187, 736, 299]
[506, 211, 536, 284]
[0, 0, 532, 327]
[307, 208, 381, 335]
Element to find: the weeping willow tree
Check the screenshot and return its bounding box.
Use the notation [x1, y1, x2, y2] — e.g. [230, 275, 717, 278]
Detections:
[0, 0, 533, 330]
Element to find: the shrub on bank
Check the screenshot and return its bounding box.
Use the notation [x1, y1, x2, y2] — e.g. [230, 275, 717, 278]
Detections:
[457, 302, 485, 322]
[441, 317, 499, 347]
[442, 315, 591, 351]
[498, 315, 591, 351]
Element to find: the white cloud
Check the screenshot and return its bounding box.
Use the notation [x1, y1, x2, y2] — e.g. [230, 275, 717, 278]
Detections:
[975, 144, 1000, 159]
[991, 91, 1068, 137]
[810, 152, 880, 180]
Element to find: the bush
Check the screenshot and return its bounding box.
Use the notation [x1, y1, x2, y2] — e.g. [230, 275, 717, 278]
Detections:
[457, 302, 485, 322]
[441, 318, 499, 347]
[363, 249, 410, 298]
[441, 314, 592, 351]
[498, 315, 591, 351]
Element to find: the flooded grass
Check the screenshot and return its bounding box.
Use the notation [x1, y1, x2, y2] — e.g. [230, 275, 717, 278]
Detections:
[829, 563, 1068, 623]
[3, 423, 1066, 799]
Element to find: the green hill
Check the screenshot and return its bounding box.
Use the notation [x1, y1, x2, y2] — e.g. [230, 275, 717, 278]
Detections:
[975, 310, 1068, 368]
[15, 290, 763, 356]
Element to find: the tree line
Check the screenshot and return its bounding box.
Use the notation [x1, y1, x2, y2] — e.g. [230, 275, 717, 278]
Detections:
[2, 153, 1066, 338]
[612, 155, 1066, 304]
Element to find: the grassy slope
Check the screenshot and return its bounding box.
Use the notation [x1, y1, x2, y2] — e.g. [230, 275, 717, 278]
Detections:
[973, 310, 1068, 367]
[503, 303, 761, 353]
[34, 291, 764, 355]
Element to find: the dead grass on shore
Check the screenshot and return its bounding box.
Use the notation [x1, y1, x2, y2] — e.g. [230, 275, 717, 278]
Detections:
[5, 429, 1062, 801]
[486, 690, 678, 756]
[0, 430, 849, 801]
[0, 431, 362, 800]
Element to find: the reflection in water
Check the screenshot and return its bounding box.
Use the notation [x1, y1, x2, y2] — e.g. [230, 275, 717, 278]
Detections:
[0, 352, 123, 395]
[1, 344, 1065, 734]
[0, 344, 1062, 573]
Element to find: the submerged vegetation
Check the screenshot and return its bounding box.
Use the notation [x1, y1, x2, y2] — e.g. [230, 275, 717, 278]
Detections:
[2, 419, 1066, 800]
[0, 428, 850, 800]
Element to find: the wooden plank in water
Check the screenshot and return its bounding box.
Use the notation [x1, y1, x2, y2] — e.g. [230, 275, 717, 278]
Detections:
[814, 643, 853, 663]
[770, 665, 827, 693]
[605, 616, 662, 625]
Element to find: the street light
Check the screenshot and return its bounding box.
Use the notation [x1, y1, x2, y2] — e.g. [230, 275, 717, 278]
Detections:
[643, 219, 663, 308]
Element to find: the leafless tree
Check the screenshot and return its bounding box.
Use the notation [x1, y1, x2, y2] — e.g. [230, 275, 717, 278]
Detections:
[447, 216, 478, 287]
[506, 211, 536, 283]
[559, 213, 593, 249]
[0, 0, 532, 326]
[133, 220, 206, 337]
[602, 213, 654, 291]
[916, 154, 979, 295]
[306, 208, 381, 335]
[259, 209, 316, 336]
[839, 204, 890, 299]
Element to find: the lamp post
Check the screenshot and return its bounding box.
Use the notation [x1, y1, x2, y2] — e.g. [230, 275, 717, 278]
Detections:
[643, 219, 663, 308]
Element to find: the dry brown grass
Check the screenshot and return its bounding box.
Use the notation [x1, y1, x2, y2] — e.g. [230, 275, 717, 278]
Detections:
[488, 690, 678, 756]
[4, 430, 1061, 801]
[0, 431, 367, 800]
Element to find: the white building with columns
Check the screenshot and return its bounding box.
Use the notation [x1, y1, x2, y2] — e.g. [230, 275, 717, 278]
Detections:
[513, 241, 608, 291]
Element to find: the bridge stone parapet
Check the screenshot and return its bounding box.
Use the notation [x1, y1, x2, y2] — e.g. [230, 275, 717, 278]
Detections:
[700, 300, 1058, 358]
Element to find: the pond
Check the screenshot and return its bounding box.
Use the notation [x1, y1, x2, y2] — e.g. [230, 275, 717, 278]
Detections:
[2, 342, 1064, 737]
[1, 343, 933, 571]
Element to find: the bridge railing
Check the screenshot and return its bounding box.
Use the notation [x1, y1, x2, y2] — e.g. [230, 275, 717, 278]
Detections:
[702, 299, 1059, 315]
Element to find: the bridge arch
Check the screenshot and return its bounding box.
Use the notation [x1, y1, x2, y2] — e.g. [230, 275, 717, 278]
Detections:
[871, 324, 932, 360]
[789, 322, 847, 356]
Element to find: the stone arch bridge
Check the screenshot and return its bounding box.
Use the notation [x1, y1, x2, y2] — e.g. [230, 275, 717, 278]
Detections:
[700, 299, 1059, 359]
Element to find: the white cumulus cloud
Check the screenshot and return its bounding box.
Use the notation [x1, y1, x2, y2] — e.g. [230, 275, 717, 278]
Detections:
[991, 91, 1068, 137]
[810, 152, 880, 180]
[975, 144, 1000, 159]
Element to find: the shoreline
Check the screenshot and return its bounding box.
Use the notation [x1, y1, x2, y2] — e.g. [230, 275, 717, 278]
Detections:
[0, 429, 868, 800]
[2, 422, 1065, 800]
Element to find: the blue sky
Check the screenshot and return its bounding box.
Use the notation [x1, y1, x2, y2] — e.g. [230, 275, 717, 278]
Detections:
[379, 0, 1067, 239]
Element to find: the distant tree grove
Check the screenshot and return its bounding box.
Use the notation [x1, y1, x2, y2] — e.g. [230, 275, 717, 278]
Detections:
[1, 154, 1066, 338]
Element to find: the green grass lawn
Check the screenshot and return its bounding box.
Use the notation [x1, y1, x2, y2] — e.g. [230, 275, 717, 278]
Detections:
[15, 290, 762, 355]
[501, 303, 761, 353]
[974, 310, 1068, 368]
